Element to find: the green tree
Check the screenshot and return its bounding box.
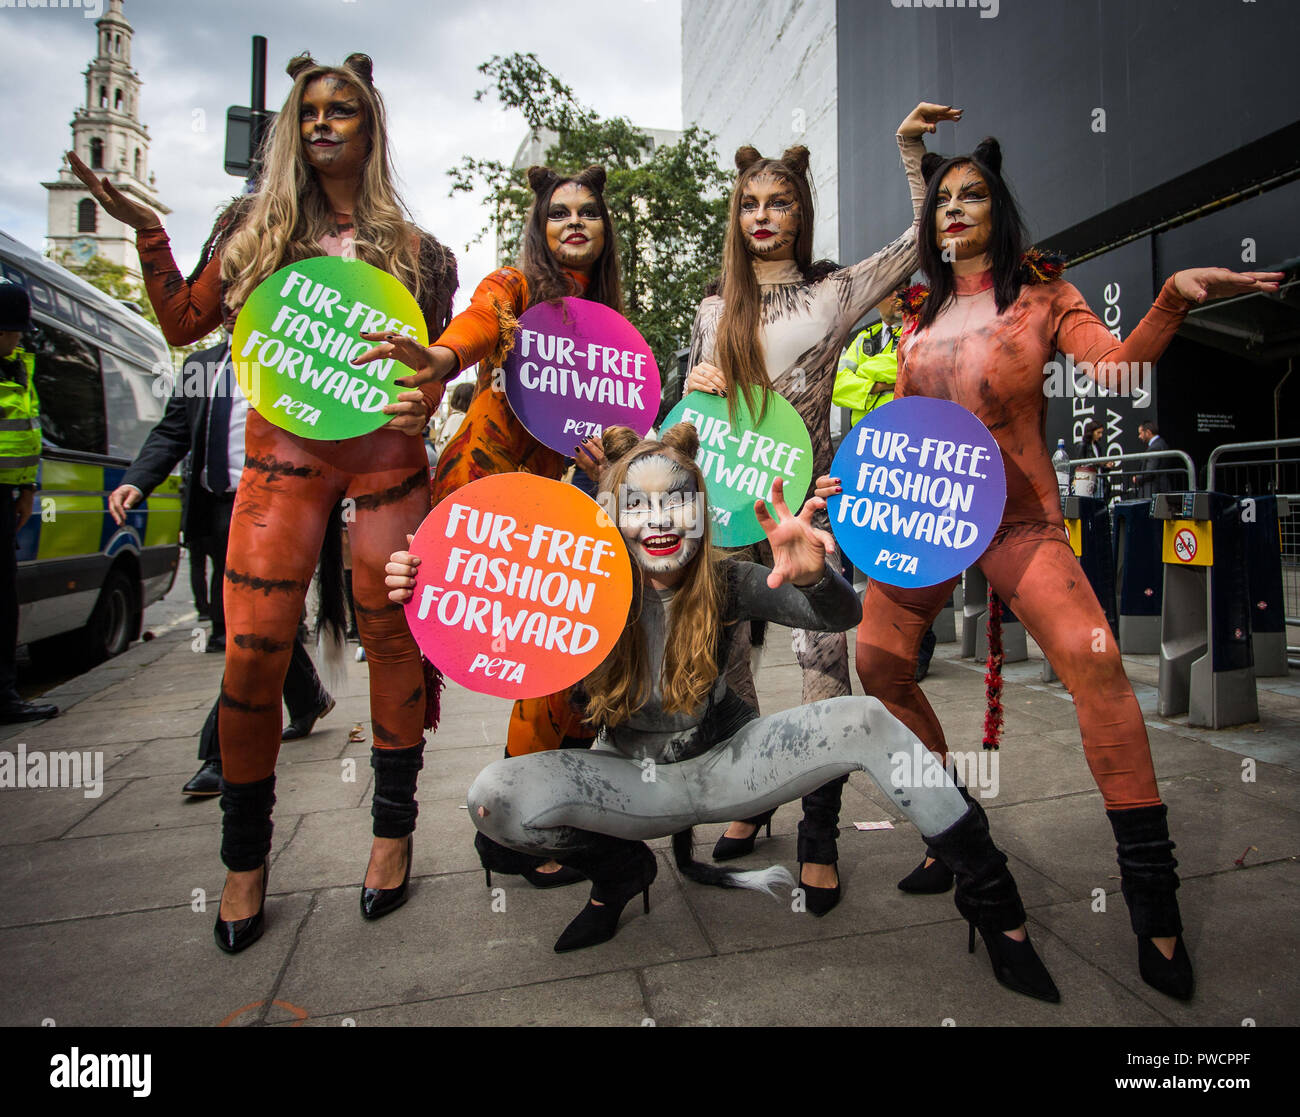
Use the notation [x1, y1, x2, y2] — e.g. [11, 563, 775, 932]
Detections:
[449, 53, 732, 384]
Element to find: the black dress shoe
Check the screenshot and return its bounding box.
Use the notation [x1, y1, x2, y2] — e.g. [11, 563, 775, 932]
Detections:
[0, 699, 59, 724]
[183, 759, 222, 797]
[897, 853, 954, 893]
[361, 834, 413, 921]
[712, 809, 775, 862]
[214, 861, 269, 954]
[799, 862, 841, 917]
[205, 635, 226, 653]
[520, 863, 586, 888]
[282, 694, 336, 741]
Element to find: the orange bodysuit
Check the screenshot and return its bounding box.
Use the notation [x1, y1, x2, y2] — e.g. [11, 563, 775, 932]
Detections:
[855, 268, 1192, 811]
[424, 265, 595, 755]
[137, 224, 453, 791]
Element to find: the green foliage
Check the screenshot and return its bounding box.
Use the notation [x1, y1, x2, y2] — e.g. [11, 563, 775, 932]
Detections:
[449, 52, 732, 376]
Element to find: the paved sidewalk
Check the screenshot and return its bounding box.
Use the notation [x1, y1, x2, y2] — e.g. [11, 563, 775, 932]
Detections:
[0, 590, 1297, 1027]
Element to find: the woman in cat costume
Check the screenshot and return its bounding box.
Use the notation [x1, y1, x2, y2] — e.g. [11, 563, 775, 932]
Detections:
[683, 102, 958, 909]
[386, 424, 1061, 1002]
[840, 135, 1281, 999]
[73, 53, 458, 951]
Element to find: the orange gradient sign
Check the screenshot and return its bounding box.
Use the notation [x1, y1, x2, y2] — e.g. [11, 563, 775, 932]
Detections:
[405, 474, 633, 699]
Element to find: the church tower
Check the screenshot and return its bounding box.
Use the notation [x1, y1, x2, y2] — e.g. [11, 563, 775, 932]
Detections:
[43, 0, 170, 279]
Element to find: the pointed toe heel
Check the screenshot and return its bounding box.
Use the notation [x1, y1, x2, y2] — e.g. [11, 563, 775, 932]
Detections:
[214, 861, 269, 955]
[712, 810, 775, 862]
[1138, 936, 1194, 1001]
[360, 835, 413, 921]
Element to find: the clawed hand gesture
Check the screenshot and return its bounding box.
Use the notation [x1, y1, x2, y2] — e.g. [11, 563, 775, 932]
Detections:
[754, 478, 836, 589]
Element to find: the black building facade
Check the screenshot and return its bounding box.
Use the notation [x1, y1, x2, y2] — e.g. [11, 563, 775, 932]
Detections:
[836, 0, 1299, 482]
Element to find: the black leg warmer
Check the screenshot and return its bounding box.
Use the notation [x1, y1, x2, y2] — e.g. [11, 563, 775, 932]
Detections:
[219, 774, 276, 872]
[1107, 803, 1183, 938]
[370, 741, 424, 840]
[923, 799, 1026, 933]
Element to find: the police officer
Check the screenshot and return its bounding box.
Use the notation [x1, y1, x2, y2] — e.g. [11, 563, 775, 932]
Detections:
[0, 283, 57, 723]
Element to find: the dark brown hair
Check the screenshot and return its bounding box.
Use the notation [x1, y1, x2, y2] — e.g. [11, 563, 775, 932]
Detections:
[519, 165, 623, 312]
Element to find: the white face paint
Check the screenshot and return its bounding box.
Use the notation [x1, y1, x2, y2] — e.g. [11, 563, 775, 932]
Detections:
[618, 454, 702, 575]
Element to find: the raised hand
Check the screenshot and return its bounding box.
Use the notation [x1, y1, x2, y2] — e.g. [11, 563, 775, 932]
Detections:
[356, 333, 458, 389]
[897, 102, 963, 140]
[67, 151, 161, 231]
[385, 536, 421, 604]
[1171, 268, 1284, 305]
[684, 361, 727, 397]
[754, 477, 837, 589]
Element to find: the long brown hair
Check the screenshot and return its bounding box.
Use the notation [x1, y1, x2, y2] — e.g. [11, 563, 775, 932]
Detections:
[584, 424, 724, 726]
[221, 53, 425, 314]
[715, 144, 815, 420]
[519, 164, 624, 312]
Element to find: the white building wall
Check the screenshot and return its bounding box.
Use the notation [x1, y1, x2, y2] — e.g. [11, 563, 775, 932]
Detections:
[682, 0, 839, 262]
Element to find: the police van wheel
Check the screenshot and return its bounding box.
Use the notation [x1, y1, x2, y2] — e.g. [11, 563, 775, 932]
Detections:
[86, 569, 137, 664]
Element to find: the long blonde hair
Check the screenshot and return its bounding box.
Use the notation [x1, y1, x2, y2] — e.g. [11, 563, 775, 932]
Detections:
[221, 53, 422, 314]
[584, 424, 725, 726]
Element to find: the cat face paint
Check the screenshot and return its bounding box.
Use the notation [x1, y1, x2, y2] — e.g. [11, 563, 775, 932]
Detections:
[300, 76, 370, 179]
[546, 183, 606, 271]
[618, 454, 702, 574]
[739, 173, 799, 261]
[934, 164, 992, 262]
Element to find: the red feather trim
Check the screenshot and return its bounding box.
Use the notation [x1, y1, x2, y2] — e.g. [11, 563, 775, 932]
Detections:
[982, 588, 1005, 750]
[423, 656, 445, 731]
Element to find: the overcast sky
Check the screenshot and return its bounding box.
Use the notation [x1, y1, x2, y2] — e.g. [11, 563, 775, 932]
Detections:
[0, 0, 683, 314]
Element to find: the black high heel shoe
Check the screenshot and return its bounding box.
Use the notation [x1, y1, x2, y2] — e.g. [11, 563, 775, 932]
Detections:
[1138, 936, 1194, 1001]
[712, 809, 776, 862]
[477, 831, 585, 889]
[360, 834, 412, 921]
[553, 842, 658, 953]
[214, 860, 269, 954]
[968, 921, 1060, 1003]
[897, 851, 954, 894]
[1107, 804, 1195, 1001]
[924, 800, 1061, 1004]
[798, 861, 841, 917]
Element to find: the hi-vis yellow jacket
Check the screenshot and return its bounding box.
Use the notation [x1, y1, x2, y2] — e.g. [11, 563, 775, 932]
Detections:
[0, 348, 41, 486]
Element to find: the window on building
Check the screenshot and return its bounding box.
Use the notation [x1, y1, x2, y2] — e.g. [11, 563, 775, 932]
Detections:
[78, 199, 98, 233]
[133, 149, 142, 178]
[114, 89, 123, 111]
[98, 85, 107, 107]
[89, 137, 104, 168]
[114, 34, 120, 53]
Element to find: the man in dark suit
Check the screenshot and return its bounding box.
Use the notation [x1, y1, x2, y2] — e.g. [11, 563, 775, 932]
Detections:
[1133, 420, 1174, 498]
[109, 339, 333, 796]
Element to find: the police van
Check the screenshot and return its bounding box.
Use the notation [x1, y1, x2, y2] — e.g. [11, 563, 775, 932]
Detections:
[0, 231, 181, 666]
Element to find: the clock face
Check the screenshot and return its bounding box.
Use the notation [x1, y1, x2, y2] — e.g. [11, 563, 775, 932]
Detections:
[70, 236, 96, 264]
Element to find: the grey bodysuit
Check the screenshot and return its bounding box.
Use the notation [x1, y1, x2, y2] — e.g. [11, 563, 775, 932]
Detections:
[467, 560, 967, 855]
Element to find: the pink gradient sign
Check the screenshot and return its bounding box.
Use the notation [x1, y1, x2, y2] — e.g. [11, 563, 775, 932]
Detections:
[503, 298, 660, 454]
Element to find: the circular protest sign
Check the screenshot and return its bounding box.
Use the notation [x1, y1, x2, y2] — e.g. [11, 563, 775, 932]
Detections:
[504, 298, 660, 453]
[231, 256, 427, 441]
[661, 389, 814, 548]
[828, 397, 1006, 588]
[405, 474, 633, 700]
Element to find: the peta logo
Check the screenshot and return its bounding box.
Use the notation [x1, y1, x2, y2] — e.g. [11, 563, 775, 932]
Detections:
[49, 1048, 151, 1097]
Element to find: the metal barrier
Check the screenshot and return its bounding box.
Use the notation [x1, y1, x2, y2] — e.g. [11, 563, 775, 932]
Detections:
[1062, 449, 1197, 504]
[1045, 494, 1116, 683]
[1113, 500, 1165, 653]
[1153, 492, 1258, 727]
[1207, 438, 1300, 646]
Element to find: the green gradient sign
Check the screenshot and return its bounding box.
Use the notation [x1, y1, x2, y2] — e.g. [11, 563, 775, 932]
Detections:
[231, 256, 427, 440]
